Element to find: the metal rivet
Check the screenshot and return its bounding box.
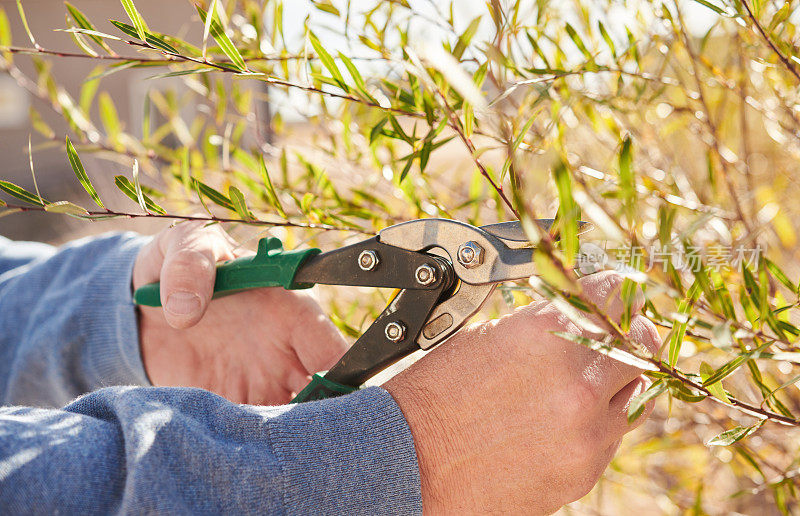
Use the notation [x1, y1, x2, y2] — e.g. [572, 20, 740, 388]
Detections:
[457, 241, 485, 269]
[415, 264, 436, 286]
[358, 250, 379, 271]
[385, 321, 406, 342]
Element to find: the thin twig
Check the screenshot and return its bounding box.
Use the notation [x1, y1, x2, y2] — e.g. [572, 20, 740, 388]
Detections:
[0, 45, 386, 63]
[0, 204, 375, 234]
[740, 0, 800, 84]
[432, 87, 520, 218]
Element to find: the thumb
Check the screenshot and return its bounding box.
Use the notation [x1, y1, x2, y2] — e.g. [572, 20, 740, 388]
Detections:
[158, 224, 234, 329]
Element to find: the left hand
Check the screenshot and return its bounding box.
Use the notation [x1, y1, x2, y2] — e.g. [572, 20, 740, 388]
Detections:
[132, 221, 348, 405]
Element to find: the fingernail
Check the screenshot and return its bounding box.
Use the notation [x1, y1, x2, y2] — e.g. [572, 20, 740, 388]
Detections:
[165, 292, 202, 316]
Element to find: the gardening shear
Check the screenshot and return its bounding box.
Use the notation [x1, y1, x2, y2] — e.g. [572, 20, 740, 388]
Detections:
[134, 218, 591, 403]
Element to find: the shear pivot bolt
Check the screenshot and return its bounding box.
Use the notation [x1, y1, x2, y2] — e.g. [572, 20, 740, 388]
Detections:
[457, 241, 484, 269]
[358, 250, 379, 271]
[415, 264, 436, 286]
[385, 322, 406, 342]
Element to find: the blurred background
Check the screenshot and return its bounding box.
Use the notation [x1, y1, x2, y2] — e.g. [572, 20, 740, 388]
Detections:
[0, 0, 717, 242]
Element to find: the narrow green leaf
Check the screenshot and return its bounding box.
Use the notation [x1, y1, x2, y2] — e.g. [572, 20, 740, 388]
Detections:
[195, 7, 247, 71]
[191, 177, 234, 211]
[0, 7, 12, 48]
[369, 117, 389, 145]
[16, 0, 36, 46]
[311, 0, 340, 16]
[85, 60, 140, 82]
[120, 0, 148, 42]
[399, 154, 415, 183]
[742, 263, 763, 317]
[66, 136, 104, 208]
[500, 115, 536, 179]
[0, 180, 45, 206]
[131, 159, 148, 212]
[147, 68, 215, 80]
[29, 107, 55, 139]
[597, 21, 616, 58]
[308, 32, 346, 89]
[553, 161, 578, 264]
[65, 2, 110, 51]
[202, 0, 219, 58]
[453, 16, 481, 60]
[690, 0, 728, 16]
[564, 23, 592, 59]
[27, 135, 42, 204]
[419, 138, 433, 174]
[114, 175, 166, 214]
[667, 379, 707, 403]
[707, 421, 764, 446]
[44, 200, 89, 216]
[109, 21, 178, 54]
[67, 23, 99, 57]
[702, 354, 750, 387]
[700, 362, 731, 403]
[79, 66, 103, 114]
[618, 135, 635, 218]
[339, 53, 377, 103]
[620, 278, 638, 332]
[98, 92, 121, 139]
[627, 379, 667, 423]
[766, 259, 796, 294]
[228, 186, 252, 220]
[142, 91, 151, 140]
[669, 281, 701, 366]
[259, 154, 286, 218]
[60, 27, 124, 42]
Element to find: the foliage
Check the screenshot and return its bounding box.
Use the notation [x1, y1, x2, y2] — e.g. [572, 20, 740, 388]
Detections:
[2, 0, 800, 512]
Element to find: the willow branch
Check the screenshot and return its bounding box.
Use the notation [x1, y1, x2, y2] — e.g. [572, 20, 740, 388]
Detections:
[0, 45, 386, 63]
[0, 204, 375, 234]
[431, 87, 520, 219]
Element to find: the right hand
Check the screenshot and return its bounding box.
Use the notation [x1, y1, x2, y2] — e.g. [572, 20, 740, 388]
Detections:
[384, 271, 660, 514]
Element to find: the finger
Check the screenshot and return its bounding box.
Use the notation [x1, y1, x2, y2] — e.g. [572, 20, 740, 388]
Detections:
[581, 314, 661, 400]
[132, 236, 165, 288]
[607, 376, 655, 435]
[286, 369, 313, 397]
[285, 292, 349, 374]
[159, 223, 236, 329]
[579, 271, 644, 325]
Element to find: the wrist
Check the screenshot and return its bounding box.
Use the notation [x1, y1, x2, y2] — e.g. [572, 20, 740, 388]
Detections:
[384, 331, 480, 513]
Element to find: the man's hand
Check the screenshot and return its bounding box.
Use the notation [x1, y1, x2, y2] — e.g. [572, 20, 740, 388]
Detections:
[132, 222, 348, 405]
[385, 271, 660, 514]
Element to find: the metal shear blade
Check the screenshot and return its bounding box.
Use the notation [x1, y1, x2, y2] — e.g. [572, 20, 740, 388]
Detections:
[380, 218, 590, 349]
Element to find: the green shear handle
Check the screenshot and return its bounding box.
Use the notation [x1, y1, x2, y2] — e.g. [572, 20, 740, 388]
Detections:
[133, 237, 321, 307]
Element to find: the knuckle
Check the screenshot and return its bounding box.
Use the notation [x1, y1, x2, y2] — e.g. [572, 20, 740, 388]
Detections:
[539, 306, 582, 335]
[164, 249, 215, 278]
[568, 379, 604, 416]
[581, 270, 623, 304]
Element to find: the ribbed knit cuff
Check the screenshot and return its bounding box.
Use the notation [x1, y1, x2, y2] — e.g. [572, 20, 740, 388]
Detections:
[78, 233, 152, 390]
[268, 387, 423, 515]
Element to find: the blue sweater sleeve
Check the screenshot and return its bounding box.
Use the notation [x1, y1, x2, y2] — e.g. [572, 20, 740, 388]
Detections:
[0, 233, 152, 407]
[0, 386, 422, 514]
[0, 234, 423, 513]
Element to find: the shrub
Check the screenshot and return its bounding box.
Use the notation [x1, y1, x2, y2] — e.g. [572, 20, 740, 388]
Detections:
[2, 0, 800, 512]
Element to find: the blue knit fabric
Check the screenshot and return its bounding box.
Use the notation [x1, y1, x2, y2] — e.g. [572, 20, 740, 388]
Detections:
[0, 234, 422, 514]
